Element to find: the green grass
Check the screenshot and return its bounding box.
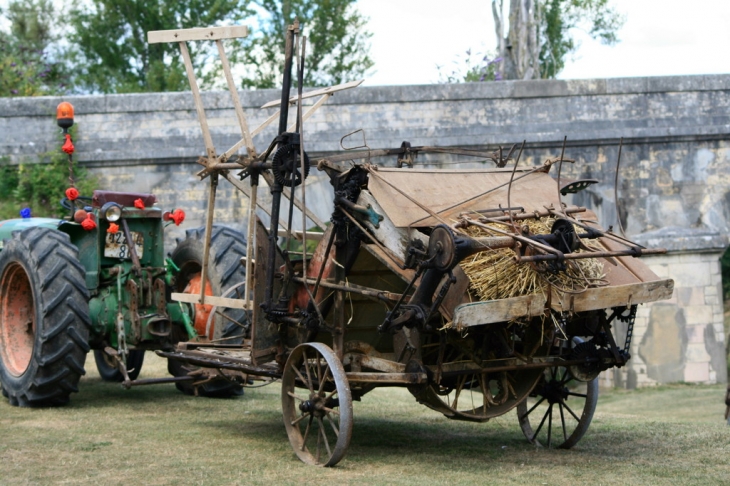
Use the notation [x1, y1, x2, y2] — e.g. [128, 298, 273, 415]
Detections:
[0, 354, 729, 485]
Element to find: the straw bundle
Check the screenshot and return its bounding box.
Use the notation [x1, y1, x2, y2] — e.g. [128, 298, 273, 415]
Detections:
[459, 218, 605, 302]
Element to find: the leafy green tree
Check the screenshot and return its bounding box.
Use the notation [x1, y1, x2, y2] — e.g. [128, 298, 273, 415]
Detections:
[491, 0, 624, 80]
[0, 0, 67, 96]
[0, 126, 98, 219]
[437, 49, 502, 83]
[65, 0, 372, 93]
[239, 0, 373, 89]
[67, 1, 252, 93]
[539, 0, 623, 78]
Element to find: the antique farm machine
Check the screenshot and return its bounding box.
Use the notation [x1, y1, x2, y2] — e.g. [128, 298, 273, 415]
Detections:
[180, 22, 672, 465]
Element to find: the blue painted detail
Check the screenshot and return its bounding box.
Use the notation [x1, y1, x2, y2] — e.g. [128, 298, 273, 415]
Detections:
[365, 204, 384, 229]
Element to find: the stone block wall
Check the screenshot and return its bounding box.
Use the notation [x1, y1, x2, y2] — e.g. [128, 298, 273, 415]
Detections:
[601, 251, 727, 389]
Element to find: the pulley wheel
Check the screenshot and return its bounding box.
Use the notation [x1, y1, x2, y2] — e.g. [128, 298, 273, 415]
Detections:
[272, 143, 310, 187]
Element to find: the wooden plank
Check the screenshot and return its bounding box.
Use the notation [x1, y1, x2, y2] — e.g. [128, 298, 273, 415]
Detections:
[178, 42, 216, 160]
[276, 228, 324, 241]
[286, 94, 331, 132]
[148, 26, 249, 44]
[260, 79, 363, 108]
[598, 229, 662, 282]
[451, 278, 673, 328]
[452, 294, 547, 329]
[360, 243, 415, 286]
[551, 278, 674, 313]
[345, 372, 427, 384]
[171, 292, 248, 309]
[216, 39, 255, 156]
[251, 218, 281, 365]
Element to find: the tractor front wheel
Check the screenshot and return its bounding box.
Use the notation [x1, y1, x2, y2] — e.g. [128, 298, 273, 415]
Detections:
[93, 349, 145, 382]
[0, 227, 91, 407]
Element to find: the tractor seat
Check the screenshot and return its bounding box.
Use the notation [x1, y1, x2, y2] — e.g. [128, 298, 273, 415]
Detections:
[92, 190, 157, 208]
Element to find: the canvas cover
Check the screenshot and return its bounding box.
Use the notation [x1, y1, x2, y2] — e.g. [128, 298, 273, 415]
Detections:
[366, 168, 562, 228]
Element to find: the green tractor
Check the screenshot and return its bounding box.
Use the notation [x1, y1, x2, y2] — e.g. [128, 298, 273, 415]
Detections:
[0, 102, 249, 406]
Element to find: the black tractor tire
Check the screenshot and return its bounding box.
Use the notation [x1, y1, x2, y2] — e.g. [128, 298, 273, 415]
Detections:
[0, 227, 91, 407]
[93, 349, 145, 382]
[169, 225, 249, 397]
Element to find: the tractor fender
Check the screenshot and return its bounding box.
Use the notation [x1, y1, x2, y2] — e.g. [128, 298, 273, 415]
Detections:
[0, 218, 63, 251]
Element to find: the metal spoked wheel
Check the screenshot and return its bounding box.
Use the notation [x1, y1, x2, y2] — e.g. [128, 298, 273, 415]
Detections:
[281, 342, 353, 466]
[413, 320, 552, 422]
[516, 359, 599, 449]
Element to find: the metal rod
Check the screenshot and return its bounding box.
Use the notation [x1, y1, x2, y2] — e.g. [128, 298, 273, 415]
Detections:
[555, 136, 568, 216]
[292, 276, 401, 302]
[507, 140, 526, 232]
[516, 247, 666, 263]
[119, 218, 141, 275]
[614, 137, 626, 237]
[122, 376, 194, 388]
[264, 22, 296, 312]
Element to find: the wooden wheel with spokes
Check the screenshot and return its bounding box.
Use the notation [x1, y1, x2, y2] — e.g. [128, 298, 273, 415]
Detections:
[516, 339, 599, 449]
[281, 343, 353, 466]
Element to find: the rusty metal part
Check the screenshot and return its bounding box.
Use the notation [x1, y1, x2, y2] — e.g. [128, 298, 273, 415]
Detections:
[157, 349, 281, 379]
[457, 205, 587, 223]
[122, 375, 194, 388]
[0, 263, 34, 375]
[614, 137, 626, 237]
[560, 179, 599, 195]
[281, 342, 353, 467]
[119, 218, 141, 275]
[126, 279, 140, 341]
[515, 247, 666, 263]
[291, 276, 401, 303]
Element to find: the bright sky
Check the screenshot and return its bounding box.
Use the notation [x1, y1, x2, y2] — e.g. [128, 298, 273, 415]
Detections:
[357, 0, 730, 85]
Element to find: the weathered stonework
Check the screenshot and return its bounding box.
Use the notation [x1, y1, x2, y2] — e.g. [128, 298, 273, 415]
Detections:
[1, 74, 729, 387]
[600, 251, 728, 388]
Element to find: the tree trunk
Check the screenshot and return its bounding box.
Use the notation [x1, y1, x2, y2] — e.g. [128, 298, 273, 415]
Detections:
[492, 0, 540, 80]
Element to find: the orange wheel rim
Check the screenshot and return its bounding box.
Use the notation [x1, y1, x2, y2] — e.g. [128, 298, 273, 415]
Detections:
[0, 263, 35, 376]
[183, 273, 214, 339]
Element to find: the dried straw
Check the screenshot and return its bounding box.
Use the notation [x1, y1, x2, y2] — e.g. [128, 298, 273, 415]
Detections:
[459, 218, 605, 302]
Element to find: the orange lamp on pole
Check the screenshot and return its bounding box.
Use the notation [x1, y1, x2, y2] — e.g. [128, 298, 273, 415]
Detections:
[56, 101, 74, 132]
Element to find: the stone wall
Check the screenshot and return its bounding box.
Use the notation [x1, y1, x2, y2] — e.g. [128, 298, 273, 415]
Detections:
[601, 250, 727, 389]
[1, 74, 729, 386]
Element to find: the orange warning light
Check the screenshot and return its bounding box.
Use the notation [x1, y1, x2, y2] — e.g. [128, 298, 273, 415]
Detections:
[57, 101, 74, 131]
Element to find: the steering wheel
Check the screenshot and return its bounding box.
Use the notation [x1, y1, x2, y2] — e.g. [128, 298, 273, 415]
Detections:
[60, 196, 93, 212]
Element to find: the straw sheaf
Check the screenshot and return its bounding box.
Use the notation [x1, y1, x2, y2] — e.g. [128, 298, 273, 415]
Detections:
[459, 218, 606, 303]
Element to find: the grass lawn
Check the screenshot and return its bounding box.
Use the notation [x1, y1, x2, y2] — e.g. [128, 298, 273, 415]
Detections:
[0, 353, 728, 485]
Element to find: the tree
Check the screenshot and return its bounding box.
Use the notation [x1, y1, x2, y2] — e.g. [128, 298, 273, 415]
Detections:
[64, 0, 372, 94]
[0, 126, 99, 219]
[67, 1, 252, 93]
[238, 0, 373, 89]
[437, 49, 502, 84]
[0, 0, 67, 96]
[492, 0, 624, 80]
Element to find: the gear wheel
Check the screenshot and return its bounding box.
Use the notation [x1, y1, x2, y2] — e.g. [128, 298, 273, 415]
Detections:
[272, 143, 310, 187]
[568, 340, 602, 382]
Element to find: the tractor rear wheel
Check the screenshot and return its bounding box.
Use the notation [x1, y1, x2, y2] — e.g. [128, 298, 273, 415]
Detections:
[93, 349, 145, 382]
[0, 227, 91, 407]
[169, 225, 249, 397]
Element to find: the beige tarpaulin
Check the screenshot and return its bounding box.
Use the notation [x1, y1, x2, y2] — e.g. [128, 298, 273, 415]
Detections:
[366, 167, 562, 228]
